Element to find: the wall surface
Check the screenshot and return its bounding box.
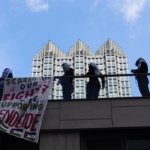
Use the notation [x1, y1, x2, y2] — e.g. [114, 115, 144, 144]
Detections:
[41, 97, 150, 130]
[40, 97, 150, 150]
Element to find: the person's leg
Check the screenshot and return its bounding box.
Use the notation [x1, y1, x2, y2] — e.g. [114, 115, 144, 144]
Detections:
[138, 84, 149, 97]
[138, 76, 150, 97]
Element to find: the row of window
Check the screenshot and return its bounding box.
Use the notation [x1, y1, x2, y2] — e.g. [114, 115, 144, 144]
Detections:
[88, 58, 103, 63]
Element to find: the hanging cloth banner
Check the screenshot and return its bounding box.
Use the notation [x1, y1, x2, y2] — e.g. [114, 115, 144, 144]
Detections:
[0, 77, 53, 143]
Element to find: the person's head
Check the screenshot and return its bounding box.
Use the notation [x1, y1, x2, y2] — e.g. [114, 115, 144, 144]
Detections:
[88, 62, 101, 75]
[61, 63, 70, 73]
[1, 68, 13, 78]
[88, 63, 95, 72]
[135, 58, 145, 66]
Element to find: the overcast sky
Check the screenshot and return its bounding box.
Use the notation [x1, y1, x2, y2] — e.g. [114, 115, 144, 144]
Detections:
[0, 0, 150, 96]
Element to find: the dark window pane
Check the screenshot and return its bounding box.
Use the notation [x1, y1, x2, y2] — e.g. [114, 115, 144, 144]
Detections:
[128, 138, 150, 150]
[87, 139, 122, 150]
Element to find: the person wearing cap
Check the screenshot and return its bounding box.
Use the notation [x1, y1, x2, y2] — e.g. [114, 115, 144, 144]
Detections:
[0, 68, 13, 101]
[57, 63, 74, 99]
[84, 62, 105, 99]
[131, 58, 149, 97]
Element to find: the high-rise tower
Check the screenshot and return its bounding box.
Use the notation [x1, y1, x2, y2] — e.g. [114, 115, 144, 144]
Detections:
[31, 39, 131, 99]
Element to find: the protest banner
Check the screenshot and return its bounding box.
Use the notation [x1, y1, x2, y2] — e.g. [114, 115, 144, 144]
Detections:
[0, 77, 53, 143]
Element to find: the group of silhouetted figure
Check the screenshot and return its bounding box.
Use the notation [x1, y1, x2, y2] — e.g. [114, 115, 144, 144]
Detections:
[0, 57, 149, 100]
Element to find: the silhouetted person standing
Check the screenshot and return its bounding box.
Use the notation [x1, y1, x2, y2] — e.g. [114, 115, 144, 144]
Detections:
[58, 63, 74, 99]
[131, 58, 149, 97]
[0, 68, 13, 101]
[84, 63, 105, 99]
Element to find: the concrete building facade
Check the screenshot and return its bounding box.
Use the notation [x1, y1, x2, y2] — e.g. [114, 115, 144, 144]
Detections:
[31, 39, 131, 99]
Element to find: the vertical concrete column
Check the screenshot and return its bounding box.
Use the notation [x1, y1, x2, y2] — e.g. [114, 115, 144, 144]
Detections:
[67, 132, 80, 150]
[40, 131, 80, 150]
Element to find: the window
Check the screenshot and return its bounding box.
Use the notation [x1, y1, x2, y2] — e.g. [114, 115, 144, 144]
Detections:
[38, 67, 40, 71]
[80, 51, 83, 55]
[109, 86, 112, 91]
[120, 64, 122, 68]
[76, 69, 79, 73]
[56, 91, 59, 96]
[108, 68, 111, 72]
[107, 50, 110, 54]
[114, 79, 116, 84]
[57, 60, 60, 64]
[126, 88, 129, 93]
[76, 80, 79, 85]
[81, 68, 84, 73]
[109, 93, 113, 97]
[125, 76, 128, 80]
[33, 73, 36, 77]
[124, 64, 126, 68]
[50, 53, 52, 56]
[38, 60, 40, 65]
[81, 80, 84, 85]
[33, 67, 36, 71]
[124, 69, 127, 74]
[34, 61, 37, 65]
[121, 77, 124, 80]
[119, 58, 121, 62]
[122, 94, 125, 97]
[37, 73, 40, 77]
[69, 59, 71, 64]
[44, 64, 47, 68]
[76, 51, 79, 55]
[76, 57, 79, 61]
[96, 58, 98, 63]
[81, 94, 84, 98]
[49, 69, 52, 74]
[57, 85, 59, 89]
[122, 88, 125, 93]
[76, 94, 79, 98]
[61, 72, 63, 75]
[49, 64, 52, 68]
[65, 59, 67, 63]
[126, 81, 128, 86]
[76, 62, 79, 67]
[61, 60, 63, 64]
[101, 89, 104, 94]
[123, 57, 125, 62]
[114, 85, 117, 90]
[60, 96, 63, 99]
[57, 72, 59, 76]
[92, 58, 94, 62]
[100, 65, 103, 69]
[49, 57, 52, 62]
[81, 62, 83, 67]
[80, 57, 83, 61]
[112, 56, 114, 60]
[56, 96, 59, 99]
[100, 58, 102, 63]
[112, 67, 115, 72]
[48, 95, 51, 100]
[127, 94, 129, 97]
[114, 92, 118, 97]
[109, 79, 112, 84]
[121, 81, 124, 87]
[57, 66, 59, 70]
[45, 58, 48, 62]
[108, 62, 110, 66]
[44, 70, 47, 74]
[60, 91, 63, 96]
[120, 70, 123, 74]
[76, 87, 79, 92]
[112, 61, 115, 66]
[88, 58, 90, 63]
[81, 87, 84, 92]
[107, 56, 110, 60]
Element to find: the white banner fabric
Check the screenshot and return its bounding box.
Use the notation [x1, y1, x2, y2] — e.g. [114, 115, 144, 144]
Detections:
[0, 77, 53, 143]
